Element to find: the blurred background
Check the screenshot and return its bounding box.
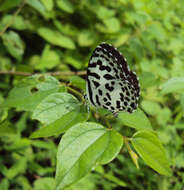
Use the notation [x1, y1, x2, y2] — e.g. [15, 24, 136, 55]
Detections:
[0, 0, 184, 189]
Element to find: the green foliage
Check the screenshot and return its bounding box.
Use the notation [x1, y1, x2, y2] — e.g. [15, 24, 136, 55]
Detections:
[56, 122, 123, 189]
[131, 131, 171, 176]
[0, 0, 184, 189]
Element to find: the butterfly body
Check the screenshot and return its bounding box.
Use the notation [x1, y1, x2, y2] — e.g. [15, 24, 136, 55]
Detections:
[86, 42, 140, 115]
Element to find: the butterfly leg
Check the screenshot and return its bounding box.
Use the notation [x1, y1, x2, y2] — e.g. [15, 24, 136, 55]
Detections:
[83, 94, 91, 118]
[113, 111, 119, 118]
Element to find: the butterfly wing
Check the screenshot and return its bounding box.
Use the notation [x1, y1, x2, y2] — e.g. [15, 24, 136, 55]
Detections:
[86, 42, 140, 114]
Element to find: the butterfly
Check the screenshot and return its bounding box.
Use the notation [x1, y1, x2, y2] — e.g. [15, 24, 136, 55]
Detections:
[86, 42, 140, 116]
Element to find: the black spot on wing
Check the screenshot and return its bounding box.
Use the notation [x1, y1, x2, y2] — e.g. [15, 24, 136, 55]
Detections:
[97, 60, 102, 66]
[106, 102, 111, 106]
[121, 87, 125, 92]
[99, 43, 129, 74]
[106, 92, 111, 100]
[103, 74, 115, 80]
[92, 53, 99, 58]
[111, 81, 115, 85]
[87, 79, 95, 106]
[105, 83, 114, 91]
[95, 95, 101, 106]
[124, 101, 128, 106]
[116, 100, 120, 108]
[110, 106, 115, 110]
[98, 89, 102, 96]
[127, 107, 132, 113]
[88, 70, 100, 80]
[88, 62, 97, 68]
[125, 97, 130, 101]
[126, 91, 130, 96]
[103, 97, 107, 102]
[130, 102, 136, 109]
[103, 105, 108, 109]
[99, 65, 111, 72]
[92, 80, 100, 88]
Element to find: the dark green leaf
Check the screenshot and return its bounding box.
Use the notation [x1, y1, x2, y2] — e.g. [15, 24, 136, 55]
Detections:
[0, 0, 21, 11]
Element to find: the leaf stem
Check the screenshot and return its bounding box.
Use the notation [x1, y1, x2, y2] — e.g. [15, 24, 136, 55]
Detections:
[66, 86, 85, 103]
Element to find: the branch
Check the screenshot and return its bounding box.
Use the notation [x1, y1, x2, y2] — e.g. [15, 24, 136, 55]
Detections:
[0, 0, 26, 37]
[0, 71, 86, 76]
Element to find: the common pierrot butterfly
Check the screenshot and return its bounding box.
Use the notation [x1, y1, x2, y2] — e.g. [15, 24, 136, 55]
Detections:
[86, 42, 140, 116]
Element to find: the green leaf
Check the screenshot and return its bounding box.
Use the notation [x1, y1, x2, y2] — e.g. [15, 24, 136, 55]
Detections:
[96, 17, 120, 33]
[161, 77, 184, 94]
[64, 56, 81, 69]
[56, 0, 74, 13]
[38, 27, 75, 49]
[40, 0, 53, 11]
[141, 100, 161, 116]
[33, 177, 55, 190]
[2, 15, 27, 30]
[30, 107, 87, 138]
[131, 131, 171, 176]
[77, 30, 95, 47]
[0, 178, 9, 190]
[4, 157, 27, 179]
[32, 92, 79, 124]
[0, 0, 21, 11]
[114, 34, 130, 47]
[35, 44, 60, 70]
[2, 31, 25, 61]
[56, 122, 122, 189]
[118, 108, 152, 130]
[27, 0, 47, 17]
[96, 6, 115, 20]
[139, 72, 156, 88]
[98, 130, 123, 164]
[3, 74, 61, 111]
[0, 121, 16, 136]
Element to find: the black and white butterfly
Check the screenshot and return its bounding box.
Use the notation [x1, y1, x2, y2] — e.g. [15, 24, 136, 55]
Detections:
[86, 42, 140, 116]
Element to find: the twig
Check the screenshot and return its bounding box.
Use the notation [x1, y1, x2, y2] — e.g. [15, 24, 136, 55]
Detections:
[0, 0, 26, 37]
[0, 71, 86, 76]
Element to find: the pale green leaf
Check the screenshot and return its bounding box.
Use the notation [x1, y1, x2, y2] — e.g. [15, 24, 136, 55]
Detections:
[30, 107, 87, 138]
[98, 130, 123, 164]
[2, 31, 25, 61]
[3, 75, 61, 111]
[33, 177, 55, 190]
[56, 0, 74, 13]
[56, 122, 122, 189]
[38, 27, 75, 49]
[161, 77, 184, 94]
[131, 131, 171, 176]
[32, 92, 79, 124]
[118, 108, 152, 130]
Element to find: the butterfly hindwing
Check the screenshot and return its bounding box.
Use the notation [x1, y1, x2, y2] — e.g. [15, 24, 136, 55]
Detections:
[86, 42, 140, 114]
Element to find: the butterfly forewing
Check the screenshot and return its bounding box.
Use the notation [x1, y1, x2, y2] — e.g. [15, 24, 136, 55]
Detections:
[86, 42, 140, 115]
